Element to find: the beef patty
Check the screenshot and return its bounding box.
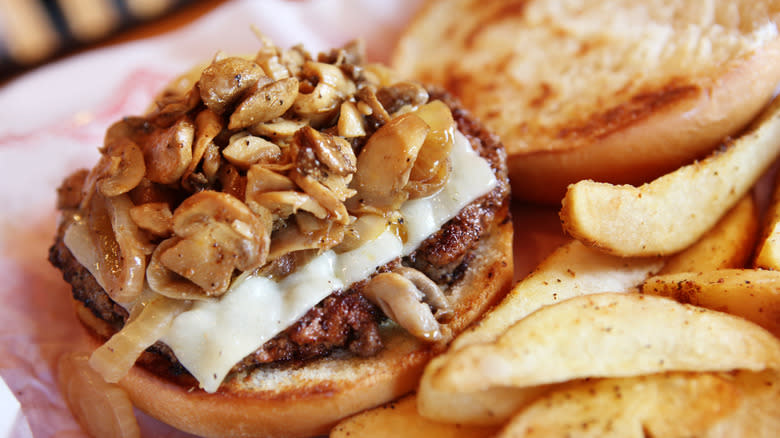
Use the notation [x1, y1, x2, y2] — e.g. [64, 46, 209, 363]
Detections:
[48, 88, 509, 376]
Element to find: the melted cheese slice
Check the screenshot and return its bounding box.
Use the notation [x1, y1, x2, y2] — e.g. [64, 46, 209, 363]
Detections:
[160, 130, 497, 392]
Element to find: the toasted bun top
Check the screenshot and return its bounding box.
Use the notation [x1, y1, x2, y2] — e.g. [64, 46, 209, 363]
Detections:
[393, 0, 780, 203]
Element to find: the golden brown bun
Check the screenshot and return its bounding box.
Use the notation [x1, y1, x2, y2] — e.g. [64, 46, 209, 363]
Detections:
[78, 215, 513, 438]
[392, 0, 780, 204]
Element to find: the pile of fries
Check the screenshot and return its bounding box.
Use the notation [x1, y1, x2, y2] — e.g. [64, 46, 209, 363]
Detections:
[331, 88, 780, 436]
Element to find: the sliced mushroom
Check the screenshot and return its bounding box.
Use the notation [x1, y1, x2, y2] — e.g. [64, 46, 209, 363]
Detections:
[201, 142, 222, 184]
[147, 237, 219, 300]
[217, 163, 246, 202]
[351, 113, 430, 210]
[249, 118, 307, 140]
[199, 57, 268, 114]
[182, 109, 223, 192]
[356, 85, 391, 127]
[290, 172, 350, 224]
[147, 191, 271, 298]
[392, 266, 451, 318]
[295, 126, 357, 177]
[362, 272, 442, 342]
[281, 44, 311, 78]
[222, 132, 282, 168]
[229, 77, 299, 130]
[103, 117, 150, 153]
[95, 137, 146, 197]
[150, 86, 201, 127]
[257, 53, 290, 81]
[337, 101, 366, 138]
[376, 81, 429, 115]
[246, 165, 297, 196]
[129, 202, 173, 237]
[282, 126, 356, 223]
[268, 214, 345, 260]
[144, 119, 195, 185]
[293, 61, 356, 121]
[251, 190, 329, 221]
[253, 34, 291, 80]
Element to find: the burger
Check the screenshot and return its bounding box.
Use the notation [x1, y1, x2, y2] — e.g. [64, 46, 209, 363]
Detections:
[48, 37, 513, 437]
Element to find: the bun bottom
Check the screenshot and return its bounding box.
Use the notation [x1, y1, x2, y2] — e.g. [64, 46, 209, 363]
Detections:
[79, 215, 513, 438]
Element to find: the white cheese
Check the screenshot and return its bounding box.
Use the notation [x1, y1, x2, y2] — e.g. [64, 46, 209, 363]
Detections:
[160, 130, 497, 392]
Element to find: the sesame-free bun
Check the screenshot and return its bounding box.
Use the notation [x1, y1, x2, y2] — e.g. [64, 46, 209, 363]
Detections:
[393, 0, 780, 204]
[76, 214, 513, 438]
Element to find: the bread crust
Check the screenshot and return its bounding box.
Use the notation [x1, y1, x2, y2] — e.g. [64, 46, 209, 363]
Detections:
[507, 38, 780, 204]
[393, 0, 780, 204]
[78, 216, 513, 438]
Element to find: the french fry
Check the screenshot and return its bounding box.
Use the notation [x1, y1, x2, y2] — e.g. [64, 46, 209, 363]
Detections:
[430, 293, 780, 393]
[639, 269, 780, 337]
[659, 194, 758, 274]
[560, 96, 780, 257]
[497, 371, 779, 438]
[329, 394, 500, 438]
[755, 170, 780, 270]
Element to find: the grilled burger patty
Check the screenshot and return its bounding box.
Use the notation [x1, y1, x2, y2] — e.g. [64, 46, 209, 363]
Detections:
[48, 88, 509, 376]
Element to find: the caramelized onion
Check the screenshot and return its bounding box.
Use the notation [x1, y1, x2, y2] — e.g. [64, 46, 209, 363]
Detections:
[84, 193, 150, 304]
[89, 296, 190, 382]
[58, 352, 140, 438]
[406, 100, 455, 199]
[335, 214, 387, 253]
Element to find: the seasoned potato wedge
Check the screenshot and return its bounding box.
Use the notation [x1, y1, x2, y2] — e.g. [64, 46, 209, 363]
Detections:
[330, 394, 499, 438]
[659, 195, 758, 274]
[430, 293, 780, 393]
[639, 269, 780, 337]
[755, 170, 780, 270]
[450, 240, 663, 351]
[498, 370, 780, 438]
[560, 97, 780, 257]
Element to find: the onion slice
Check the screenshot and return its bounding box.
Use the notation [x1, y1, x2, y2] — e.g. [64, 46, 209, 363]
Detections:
[89, 296, 190, 383]
[58, 352, 140, 438]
